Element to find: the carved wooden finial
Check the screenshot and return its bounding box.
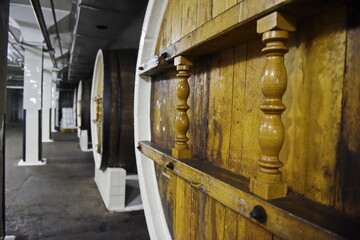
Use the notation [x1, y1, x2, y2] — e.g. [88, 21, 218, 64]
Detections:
[250, 12, 295, 200]
[172, 56, 193, 159]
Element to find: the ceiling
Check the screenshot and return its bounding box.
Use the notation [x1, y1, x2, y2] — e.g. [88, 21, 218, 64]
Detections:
[7, 0, 148, 87]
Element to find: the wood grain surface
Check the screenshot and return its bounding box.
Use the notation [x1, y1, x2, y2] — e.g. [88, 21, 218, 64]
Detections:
[148, 0, 359, 238]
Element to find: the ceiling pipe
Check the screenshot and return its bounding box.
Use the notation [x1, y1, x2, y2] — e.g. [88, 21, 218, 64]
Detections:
[29, 0, 57, 67]
[49, 0, 64, 66]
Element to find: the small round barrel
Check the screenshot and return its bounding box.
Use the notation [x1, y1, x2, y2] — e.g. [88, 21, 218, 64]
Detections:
[90, 49, 136, 171]
[76, 80, 92, 140]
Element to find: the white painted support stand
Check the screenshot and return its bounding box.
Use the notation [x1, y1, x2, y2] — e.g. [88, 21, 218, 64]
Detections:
[51, 79, 58, 133]
[79, 130, 92, 152]
[19, 45, 46, 166]
[55, 90, 60, 129]
[4, 235, 16, 240]
[18, 159, 46, 166]
[94, 167, 143, 212]
[42, 56, 53, 142]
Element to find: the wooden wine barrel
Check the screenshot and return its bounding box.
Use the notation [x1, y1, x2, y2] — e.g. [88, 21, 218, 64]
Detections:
[76, 80, 92, 141]
[91, 49, 136, 171]
[135, 0, 360, 239]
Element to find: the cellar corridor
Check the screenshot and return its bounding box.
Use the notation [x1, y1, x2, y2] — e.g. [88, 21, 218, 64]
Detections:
[4, 122, 149, 240]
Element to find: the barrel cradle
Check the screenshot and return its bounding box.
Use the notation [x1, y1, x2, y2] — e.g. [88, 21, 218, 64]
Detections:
[136, 0, 360, 239]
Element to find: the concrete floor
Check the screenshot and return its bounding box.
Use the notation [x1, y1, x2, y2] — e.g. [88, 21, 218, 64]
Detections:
[5, 122, 150, 240]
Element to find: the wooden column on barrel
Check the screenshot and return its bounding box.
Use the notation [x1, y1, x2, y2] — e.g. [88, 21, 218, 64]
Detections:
[250, 12, 296, 200]
[172, 56, 193, 159]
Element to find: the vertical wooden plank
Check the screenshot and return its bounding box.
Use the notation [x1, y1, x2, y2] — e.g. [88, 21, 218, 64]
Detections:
[150, 76, 162, 145]
[281, 8, 346, 206]
[181, 0, 197, 36]
[197, 0, 212, 28]
[214, 201, 226, 239]
[237, 214, 273, 240]
[228, 43, 247, 173]
[174, 177, 187, 239]
[223, 207, 238, 239]
[202, 195, 212, 239]
[187, 66, 196, 153]
[202, 196, 226, 240]
[189, 57, 211, 160]
[240, 38, 264, 178]
[334, 1, 360, 216]
[207, 48, 235, 169]
[174, 177, 201, 240]
[165, 70, 177, 149]
[189, 185, 201, 240]
[156, 2, 172, 53]
[212, 0, 238, 18]
[154, 165, 177, 238]
[171, 0, 182, 43]
[159, 77, 170, 147]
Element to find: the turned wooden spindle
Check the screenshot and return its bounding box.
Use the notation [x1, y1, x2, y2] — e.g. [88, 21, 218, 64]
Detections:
[172, 56, 193, 159]
[95, 97, 103, 123]
[250, 12, 295, 200]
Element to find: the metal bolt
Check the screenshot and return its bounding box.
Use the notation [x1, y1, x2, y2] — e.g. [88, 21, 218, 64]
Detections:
[166, 162, 174, 170]
[250, 205, 267, 223]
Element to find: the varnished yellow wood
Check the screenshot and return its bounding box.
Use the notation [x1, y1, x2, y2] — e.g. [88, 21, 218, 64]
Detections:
[250, 12, 295, 200]
[212, 0, 238, 18]
[241, 39, 264, 178]
[95, 96, 103, 123]
[174, 177, 188, 239]
[281, 9, 346, 207]
[196, 0, 211, 29]
[150, 2, 360, 239]
[152, 0, 290, 57]
[139, 141, 345, 240]
[229, 44, 247, 173]
[207, 48, 234, 169]
[257, 11, 295, 34]
[155, 2, 172, 54]
[223, 207, 238, 239]
[172, 56, 193, 159]
[181, 0, 197, 37]
[171, 0, 182, 44]
[152, 9, 351, 212]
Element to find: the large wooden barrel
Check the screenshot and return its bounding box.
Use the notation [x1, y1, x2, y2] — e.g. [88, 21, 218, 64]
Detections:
[135, 0, 360, 239]
[91, 49, 136, 171]
[76, 80, 92, 141]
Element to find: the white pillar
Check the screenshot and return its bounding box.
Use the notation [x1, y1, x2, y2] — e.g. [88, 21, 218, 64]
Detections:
[18, 45, 46, 166]
[42, 56, 53, 142]
[55, 89, 60, 129]
[51, 80, 57, 132]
